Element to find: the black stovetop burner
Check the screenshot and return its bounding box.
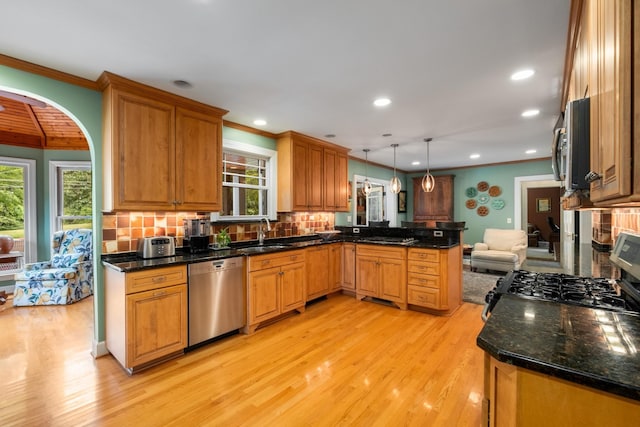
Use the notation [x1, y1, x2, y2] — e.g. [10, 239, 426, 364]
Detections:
[482, 269, 640, 321]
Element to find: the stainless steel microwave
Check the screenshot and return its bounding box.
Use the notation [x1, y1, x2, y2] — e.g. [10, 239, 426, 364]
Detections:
[552, 98, 590, 193]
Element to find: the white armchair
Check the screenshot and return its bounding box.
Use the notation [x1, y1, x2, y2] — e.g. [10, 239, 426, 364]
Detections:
[471, 228, 527, 273]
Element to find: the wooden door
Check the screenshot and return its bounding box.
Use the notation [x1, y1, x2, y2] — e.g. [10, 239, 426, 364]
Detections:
[589, 0, 632, 202]
[126, 283, 187, 368]
[307, 143, 324, 210]
[342, 243, 356, 290]
[379, 257, 407, 303]
[335, 152, 349, 211]
[329, 243, 342, 291]
[356, 255, 378, 297]
[291, 140, 309, 210]
[323, 148, 337, 210]
[249, 267, 280, 324]
[175, 107, 222, 211]
[306, 246, 330, 300]
[114, 89, 175, 211]
[412, 175, 454, 222]
[281, 262, 305, 311]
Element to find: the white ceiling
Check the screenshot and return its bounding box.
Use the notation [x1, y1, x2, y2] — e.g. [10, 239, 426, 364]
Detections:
[0, 0, 570, 171]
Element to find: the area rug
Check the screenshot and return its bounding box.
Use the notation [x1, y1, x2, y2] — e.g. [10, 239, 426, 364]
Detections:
[462, 270, 504, 305]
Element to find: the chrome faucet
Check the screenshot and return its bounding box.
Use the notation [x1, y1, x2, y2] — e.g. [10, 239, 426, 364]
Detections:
[258, 217, 271, 245]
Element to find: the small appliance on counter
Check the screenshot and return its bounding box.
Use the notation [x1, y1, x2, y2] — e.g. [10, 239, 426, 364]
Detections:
[137, 236, 176, 259]
[184, 217, 211, 253]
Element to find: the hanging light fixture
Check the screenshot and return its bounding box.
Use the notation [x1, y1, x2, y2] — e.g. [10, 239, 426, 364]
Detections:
[390, 143, 401, 194]
[421, 138, 435, 192]
[362, 149, 372, 196]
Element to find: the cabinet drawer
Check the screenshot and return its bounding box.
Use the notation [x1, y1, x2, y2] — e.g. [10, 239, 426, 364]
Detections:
[125, 266, 187, 294]
[408, 273, 440, 289]
[408, 248, 440, 262]
[408, 261, 440, 276]
[356, 244, 406, 260]
[247, 250, 305, 272]
[408, 285, 440, 308]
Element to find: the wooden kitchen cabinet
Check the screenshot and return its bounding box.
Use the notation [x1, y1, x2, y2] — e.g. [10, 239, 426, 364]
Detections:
[245, 249, 306, 333]
[483, 354, 640, 426]
[277, 131, 350, 212]
[412, 175, 454, 225]
[407, 246, 461, 315]
[342, 243, 356, 291]
[355, 244, 407, 310]
[99, 71, 226, 212]
[105, 265, 188, 374]
[328, 243, 342, 292]
[306, 243, 342, 300]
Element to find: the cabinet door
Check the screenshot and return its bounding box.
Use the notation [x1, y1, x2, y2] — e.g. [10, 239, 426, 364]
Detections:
[335, 152, 349, 211]
[412, 175, 454, 222]
[126, 283, 187, 368]
[342, 243, 356, 290]
[281, 262, 305, 311]
[329, 243, 342, 292]
[324, 149, 337, 210]
[356, 255, 379, 297]
[379, 257, 407, 303]
[175, 107, 222, 211]
[306, 246, 330, 300]
[249, 266, 281, 324]
[291, 140, 309, 210]
[589, 0, 632, 202]
[307, 143, 324, 210]
[114, 90, 176, 211]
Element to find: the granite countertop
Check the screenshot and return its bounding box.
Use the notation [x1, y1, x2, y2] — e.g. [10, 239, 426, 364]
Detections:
[477, 294, 640, 401]
[102, 235, 461, 272]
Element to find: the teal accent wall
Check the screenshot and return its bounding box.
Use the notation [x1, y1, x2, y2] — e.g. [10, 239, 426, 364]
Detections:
[223, 127, 276, 150]
[0, 66, 103, 347]
[408, 159, 553, 244]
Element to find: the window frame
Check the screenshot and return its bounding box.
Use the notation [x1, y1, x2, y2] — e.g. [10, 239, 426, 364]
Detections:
[49, 160, 92, 243]
[211, 139, 277, 222]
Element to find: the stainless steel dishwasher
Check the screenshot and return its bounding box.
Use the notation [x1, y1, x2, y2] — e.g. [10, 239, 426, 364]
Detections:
[188, 257, 245, 348]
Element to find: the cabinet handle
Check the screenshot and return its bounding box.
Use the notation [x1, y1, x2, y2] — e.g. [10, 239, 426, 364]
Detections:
[291, 256, 298, 261]
[153, 290, 167, 297]
[279, 271, 284, 276]
[151, 276, 166, 283]
[262, 260, 271, 267]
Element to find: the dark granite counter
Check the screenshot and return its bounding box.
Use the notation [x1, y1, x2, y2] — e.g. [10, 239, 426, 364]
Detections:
[477, 294, 640, 401]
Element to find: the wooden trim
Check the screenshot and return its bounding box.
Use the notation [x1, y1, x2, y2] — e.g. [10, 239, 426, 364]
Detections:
[0, 53, 99, 91]
[223, 120, 278, 139]
[560, 0, 585, 110]
[276, 130, 351, 153]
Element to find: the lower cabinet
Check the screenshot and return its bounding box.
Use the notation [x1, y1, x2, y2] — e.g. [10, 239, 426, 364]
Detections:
[105, 265, 188, 374]
[355, 244, 407, 310]
[407, 246, 462, 314]
[341, 242, 356, 291]
[306, 243, 342, 301]
[245, 249, 306, 333]
[483, 354, 640, 426]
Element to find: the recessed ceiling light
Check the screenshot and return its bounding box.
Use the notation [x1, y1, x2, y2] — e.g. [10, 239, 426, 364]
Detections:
[253, 119, 267, 126]
[411, 161, 420, 166]
[470, 154, 480, 159]
[525, 149, 537, 154]
[511, 69, 535, 80]
[173, 80, 192, 88]
[324, 134, 336, 138]
[382, 133, 392, 137]
[521, 109, 540, 117]
[373, 97, 391, 107]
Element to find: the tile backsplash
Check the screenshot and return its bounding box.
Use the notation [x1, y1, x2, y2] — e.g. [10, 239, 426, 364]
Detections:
[102, 211, 335, 253]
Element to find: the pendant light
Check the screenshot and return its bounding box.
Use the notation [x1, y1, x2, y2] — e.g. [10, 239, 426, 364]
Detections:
[421, 138, 435, 193]
[389, 144, 402, 194]
[362, 149, 372, 196]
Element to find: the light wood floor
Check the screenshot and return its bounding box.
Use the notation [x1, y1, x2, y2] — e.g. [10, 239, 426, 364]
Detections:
[1, 295, 486, 426]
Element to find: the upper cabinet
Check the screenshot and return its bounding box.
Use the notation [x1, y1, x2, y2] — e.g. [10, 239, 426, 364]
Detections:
[276, 131, 350, 212]
[585, 0, 633, 204]
[99, 72, 227, 212]
[412, 175, 454, 224]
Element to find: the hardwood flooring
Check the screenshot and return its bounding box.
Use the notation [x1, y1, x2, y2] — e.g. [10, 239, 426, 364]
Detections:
[1, 295, 486, 426]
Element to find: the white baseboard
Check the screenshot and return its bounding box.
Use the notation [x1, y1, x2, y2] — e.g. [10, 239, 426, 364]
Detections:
[92, 340, 109, 358]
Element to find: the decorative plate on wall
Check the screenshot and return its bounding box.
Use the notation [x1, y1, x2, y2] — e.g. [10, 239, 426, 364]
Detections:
[477, 206, 489, 216]
[477, 181, 489, 192]
[488, 185, 502, 197]
[465, 187, 478, 198]
[491, 198, 505, 210]
[466, 199, 477, 209]
[478, 195, 490, 204]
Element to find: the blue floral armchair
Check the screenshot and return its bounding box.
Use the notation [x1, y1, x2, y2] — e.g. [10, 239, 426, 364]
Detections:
[13, 229, 93, 306]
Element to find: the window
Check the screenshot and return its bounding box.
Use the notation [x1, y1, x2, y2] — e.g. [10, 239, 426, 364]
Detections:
[352, 174, 397, 227]
[0, 156, 36, 277]
[50, 161, 92, 234]
[211, 140, 277, 221]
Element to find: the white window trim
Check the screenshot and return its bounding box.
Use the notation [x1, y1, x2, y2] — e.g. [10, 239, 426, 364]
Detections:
[211, 139, 278, 222]
[351, 174, 397, 227]
[49, 161, 92, 248]
[0, 156, 36, 280]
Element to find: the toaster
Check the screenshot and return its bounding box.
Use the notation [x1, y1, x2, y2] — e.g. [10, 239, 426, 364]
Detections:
[137, 236, 176, 259]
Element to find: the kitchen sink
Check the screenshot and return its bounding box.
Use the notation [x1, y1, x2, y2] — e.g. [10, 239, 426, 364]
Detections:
[236, 244, 290, 254]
